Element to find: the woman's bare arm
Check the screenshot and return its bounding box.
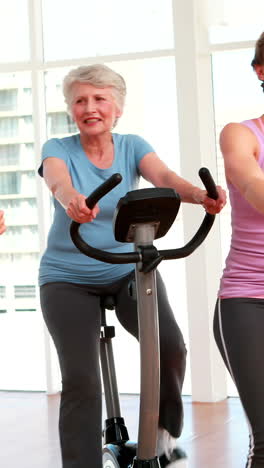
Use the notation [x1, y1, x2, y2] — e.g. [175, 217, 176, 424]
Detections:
[220, 122, 264, 214]
[42, 157, 99, 223]
[139, 152, 226, 214]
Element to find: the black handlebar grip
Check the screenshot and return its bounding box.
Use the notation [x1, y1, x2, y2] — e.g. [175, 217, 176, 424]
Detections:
[198, 167, 218, 200]
[85, 173, 122, 209]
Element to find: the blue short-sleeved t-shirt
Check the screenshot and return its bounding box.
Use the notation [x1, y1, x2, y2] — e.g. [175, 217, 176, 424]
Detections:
[38, 132, 154, 286]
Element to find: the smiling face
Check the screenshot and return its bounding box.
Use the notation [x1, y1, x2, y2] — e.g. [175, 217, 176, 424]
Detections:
[70, 82, 122, 138]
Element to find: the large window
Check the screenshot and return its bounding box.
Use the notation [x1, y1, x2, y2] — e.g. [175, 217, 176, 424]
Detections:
[0, 0, 191, 394]
[208, 0, 263, 44]
[212, 47, 263, 268]
[0, 89, 18, 111]
[43, 56, 189, 395]
[0, 1, 30, 63]
[0, 0, 258, 399]
[42, 0, 174, 60]
[211, 40, 264, 395]
[0, 68, 43, 390]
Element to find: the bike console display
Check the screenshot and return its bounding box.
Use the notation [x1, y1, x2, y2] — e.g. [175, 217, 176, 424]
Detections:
[113, 188, 181, 243]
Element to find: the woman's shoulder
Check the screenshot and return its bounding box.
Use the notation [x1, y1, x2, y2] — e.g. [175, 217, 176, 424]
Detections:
[113, 132, 143, 142]
[41, 135, 81, 162]
[221, 118, 261, 132]
[220, 120, 260, 156]
[220, 121, 257, 141]
[43, 133, 79, 149]
[113, 133, 153, 149]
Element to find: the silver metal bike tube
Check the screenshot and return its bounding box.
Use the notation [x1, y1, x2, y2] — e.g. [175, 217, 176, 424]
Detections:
[100, 338, 121, 418]
[134, 223, 160, 461]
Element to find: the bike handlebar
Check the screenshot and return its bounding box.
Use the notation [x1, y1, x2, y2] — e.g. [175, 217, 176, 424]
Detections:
[70, 168, 218, 265]
[199, 167, 218, 200]
[70, 173, 141, 264]
[85, 173, 122, 210]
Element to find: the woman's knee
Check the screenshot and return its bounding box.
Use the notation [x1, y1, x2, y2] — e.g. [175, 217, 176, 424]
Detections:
[62, 372, 101, 400]
[161, 335, 187, 368]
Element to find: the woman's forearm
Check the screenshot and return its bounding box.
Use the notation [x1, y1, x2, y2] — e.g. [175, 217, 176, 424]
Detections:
[51, 181, 79, 210]
[159, 169, 204, 204]
[43, 158, 79, 210]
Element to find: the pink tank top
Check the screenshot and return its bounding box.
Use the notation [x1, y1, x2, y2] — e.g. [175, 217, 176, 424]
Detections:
[219, 118, 264, 298]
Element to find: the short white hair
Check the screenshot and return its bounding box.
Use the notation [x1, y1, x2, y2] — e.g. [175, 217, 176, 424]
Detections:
[63, 64, 126, 113]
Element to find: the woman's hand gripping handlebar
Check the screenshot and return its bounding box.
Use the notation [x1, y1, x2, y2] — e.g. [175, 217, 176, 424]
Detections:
[199, 167, 218, 201]
[158, 167, 218, 262]
[70, 174, 142, 264]
[70, 168, 219, 266]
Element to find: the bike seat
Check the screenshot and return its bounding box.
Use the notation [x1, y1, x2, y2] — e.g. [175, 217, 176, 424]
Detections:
[100, 295, 116, 311]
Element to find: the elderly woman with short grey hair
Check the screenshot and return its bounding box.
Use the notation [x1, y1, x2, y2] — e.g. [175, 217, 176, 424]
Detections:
[38, 63, 226, 468]
[63, 64, 126, 122]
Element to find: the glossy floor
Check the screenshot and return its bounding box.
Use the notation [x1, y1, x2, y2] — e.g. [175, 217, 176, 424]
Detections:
[0, 392, 248, 468]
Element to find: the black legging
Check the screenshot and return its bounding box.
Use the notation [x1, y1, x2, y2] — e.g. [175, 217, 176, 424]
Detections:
[40, 270, 187, 468]
[214, 297, 264, 468]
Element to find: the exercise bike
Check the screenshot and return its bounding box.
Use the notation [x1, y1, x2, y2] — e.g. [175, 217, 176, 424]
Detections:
[70, 168, 218, 468]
